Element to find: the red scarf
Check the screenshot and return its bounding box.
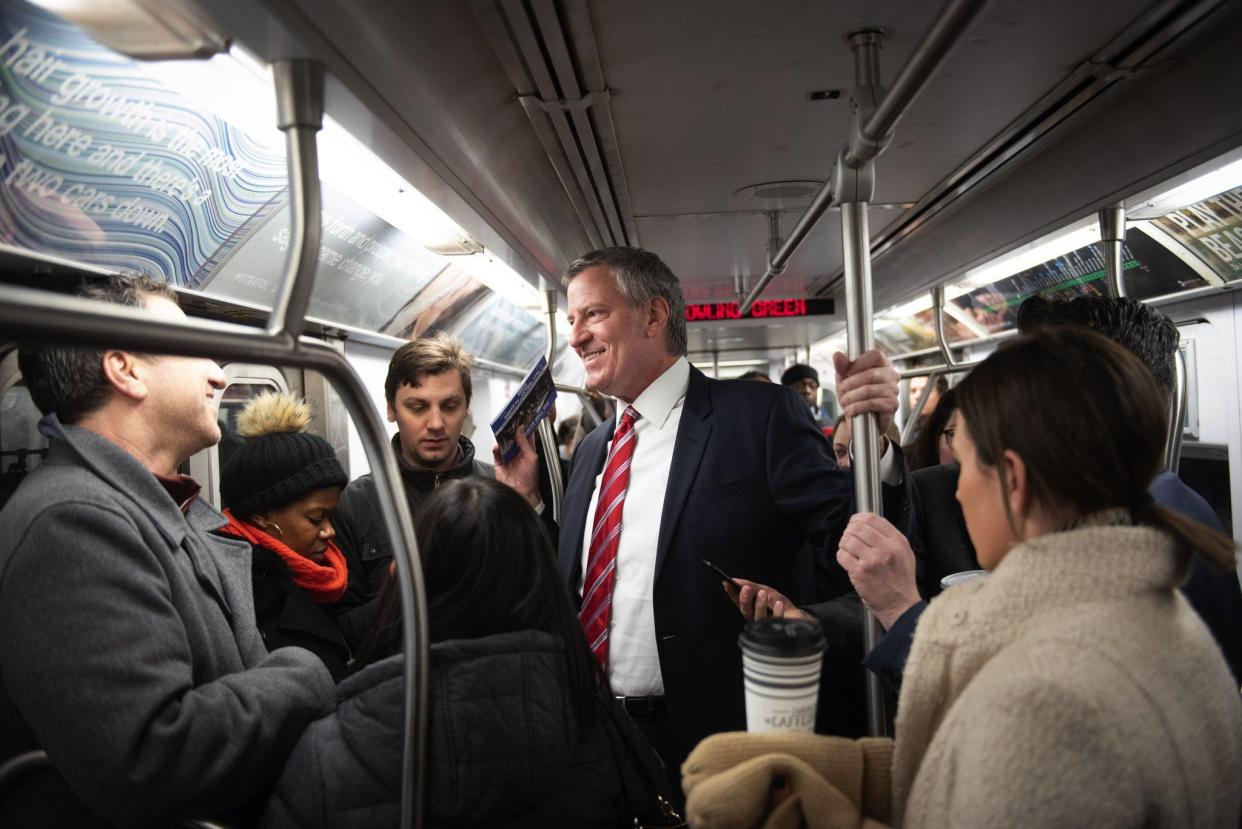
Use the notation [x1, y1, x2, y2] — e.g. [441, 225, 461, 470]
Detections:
[220, 509, 349, 604]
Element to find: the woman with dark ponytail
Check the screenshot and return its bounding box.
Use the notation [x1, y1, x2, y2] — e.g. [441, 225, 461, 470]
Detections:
[885, 326, 1242, 827]
[683, 327, 1242, 827]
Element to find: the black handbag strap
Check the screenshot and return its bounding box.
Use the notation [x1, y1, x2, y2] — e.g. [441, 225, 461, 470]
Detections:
[597, 693, 686, 828]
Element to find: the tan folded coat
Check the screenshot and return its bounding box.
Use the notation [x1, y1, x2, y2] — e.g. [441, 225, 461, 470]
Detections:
[682, 732, 894, 829]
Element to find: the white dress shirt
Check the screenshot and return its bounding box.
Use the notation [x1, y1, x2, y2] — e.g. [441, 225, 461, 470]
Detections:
[577, 357, 899, 696]
[578, 357, 689, 696]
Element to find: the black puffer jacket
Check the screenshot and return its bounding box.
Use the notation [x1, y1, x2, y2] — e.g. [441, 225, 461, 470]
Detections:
[260, 630, 662, 828]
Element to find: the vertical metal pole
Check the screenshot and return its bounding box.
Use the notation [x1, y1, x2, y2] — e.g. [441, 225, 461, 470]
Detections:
[766, 210, 784, 268]
[269, 61, 324, 340]
[1163, 346, 1187, 471]
[841, 201, 889, 737]
[901, 369, 941, 446]
[1099, 205, 1127, 299]
[541, 288, 564, 521]
[712, 350, 720, 378]
[932, 286, 962, 369]
[272, 59, 429, 829]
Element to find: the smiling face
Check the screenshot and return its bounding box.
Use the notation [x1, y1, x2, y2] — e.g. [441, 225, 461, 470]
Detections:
[566, 265, 674, 403]
[136, 295, 227, 462]
[258, 486, 341, 563]
[388, 370, 468, 469]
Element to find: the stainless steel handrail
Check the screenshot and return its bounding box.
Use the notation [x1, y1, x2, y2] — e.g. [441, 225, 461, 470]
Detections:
[541, 288, 564, 521]
[739, 0, 987, 315]
[267, 62, 324, 342]
[841, 199, 890, 738]
[846, 0, 988, 167]
[900, 370, 941, 446]
[1099, 205, 1127, 300]
[899, 362, 982, 379]
[1163, 346, 1187, 471]
[931, 286, 985, 372]
[889, 327, 1017, 364]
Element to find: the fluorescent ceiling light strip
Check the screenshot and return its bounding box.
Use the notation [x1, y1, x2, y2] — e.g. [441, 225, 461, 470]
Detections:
[140, 49, 478, 254]
[715, 358, 770, 368]
[140, 48, 554, 312]
[1129, 153, 1242, 220]
[877, 217, 1103, 322]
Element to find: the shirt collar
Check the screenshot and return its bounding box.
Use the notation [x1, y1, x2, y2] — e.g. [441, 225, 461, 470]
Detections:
[627, 357, 690, 430]
[153, 472, 202, 514]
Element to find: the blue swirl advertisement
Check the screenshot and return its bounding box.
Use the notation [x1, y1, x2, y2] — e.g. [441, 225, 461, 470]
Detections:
[0, 0, 290, 286]
[0, 0, 558, 368]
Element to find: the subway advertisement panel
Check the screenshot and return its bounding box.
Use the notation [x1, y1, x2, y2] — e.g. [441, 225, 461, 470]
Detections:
[0, 0, 287, 285]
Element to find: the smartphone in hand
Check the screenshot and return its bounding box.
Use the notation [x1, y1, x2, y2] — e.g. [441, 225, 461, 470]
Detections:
[702, 558, 742, 593]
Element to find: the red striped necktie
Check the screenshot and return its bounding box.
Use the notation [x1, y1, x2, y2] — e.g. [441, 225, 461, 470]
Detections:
[579, 405, 641, 670]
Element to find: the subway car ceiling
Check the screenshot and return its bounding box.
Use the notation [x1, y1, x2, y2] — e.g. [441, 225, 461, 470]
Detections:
[0, 0, 1240, 372]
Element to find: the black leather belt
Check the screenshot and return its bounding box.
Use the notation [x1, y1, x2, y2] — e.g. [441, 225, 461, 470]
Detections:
[616, 694, 668, 721]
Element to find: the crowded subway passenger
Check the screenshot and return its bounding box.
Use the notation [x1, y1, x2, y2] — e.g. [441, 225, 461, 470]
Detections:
[262, 476, 668, 829]
[218, 392, 353, 682]
[2, 0, 1242, 825]
[0, 276, 337, 826]
[685, 327, 1242, 828]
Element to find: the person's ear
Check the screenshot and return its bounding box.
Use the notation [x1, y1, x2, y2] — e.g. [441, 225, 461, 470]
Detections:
[645, 296, 670, 338]
[101, 350, 147, 402]
[386, 403, 397, 423]
[1001, 448, 1029, 520]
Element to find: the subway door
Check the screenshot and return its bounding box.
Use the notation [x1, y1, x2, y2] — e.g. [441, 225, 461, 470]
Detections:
[187, 364, 293, 510]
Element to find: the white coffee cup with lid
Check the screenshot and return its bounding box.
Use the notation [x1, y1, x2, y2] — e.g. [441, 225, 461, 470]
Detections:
[738, 618, 826, 733]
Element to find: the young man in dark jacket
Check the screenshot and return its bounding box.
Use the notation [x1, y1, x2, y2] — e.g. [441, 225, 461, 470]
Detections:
[0, 275, 335, 827]
[333, 334, 499, 643]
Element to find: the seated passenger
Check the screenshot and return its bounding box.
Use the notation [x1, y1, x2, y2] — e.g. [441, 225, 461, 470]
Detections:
[902, 386, 957, 470]
[262, 476, 669, 829]
[0, 274, 334, 827]
[218, 392, 352, 681]
[684, 327, 1242, 827]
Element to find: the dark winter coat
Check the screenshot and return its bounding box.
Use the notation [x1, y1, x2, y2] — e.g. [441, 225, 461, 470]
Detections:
[261, 630, 664, 829]
[335, 435, 489, 577]
[248, 543, 352, 682]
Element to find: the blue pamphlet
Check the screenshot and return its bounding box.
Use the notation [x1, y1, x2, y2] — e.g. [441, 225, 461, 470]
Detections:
[490, 356, 557, 463]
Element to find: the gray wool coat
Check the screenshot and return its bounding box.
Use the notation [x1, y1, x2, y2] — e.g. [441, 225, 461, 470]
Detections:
[0, 416, 335, 826]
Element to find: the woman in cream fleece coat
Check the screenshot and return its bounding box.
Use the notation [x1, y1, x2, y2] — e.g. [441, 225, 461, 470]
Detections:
[685, 327, 1242, 828]
[891, 514, 1242, 827]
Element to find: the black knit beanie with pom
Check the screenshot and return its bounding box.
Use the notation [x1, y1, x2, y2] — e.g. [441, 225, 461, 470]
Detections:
[221, 393, 347, 517]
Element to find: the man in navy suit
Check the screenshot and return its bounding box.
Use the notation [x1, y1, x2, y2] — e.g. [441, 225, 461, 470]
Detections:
[556, 247, 906, 788]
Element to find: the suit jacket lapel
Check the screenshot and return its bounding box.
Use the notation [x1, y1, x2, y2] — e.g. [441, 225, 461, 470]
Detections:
[558, 416, 613, 588]
[655, 367, 713, 581]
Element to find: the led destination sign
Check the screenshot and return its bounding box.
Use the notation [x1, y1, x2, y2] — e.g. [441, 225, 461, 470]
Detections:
[685, 297, 834, 322]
